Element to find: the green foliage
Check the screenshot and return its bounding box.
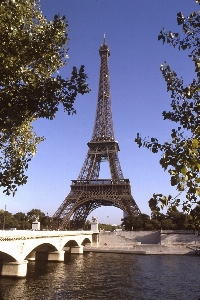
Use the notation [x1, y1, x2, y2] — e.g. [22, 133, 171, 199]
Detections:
[0, 208, 53, 230]
[99, 223, 121, 231]
[135, 2, 200, 214]
[0, 210, 20, 229]
[14, 212, 31, 229]
[27, 208, 45, 223]
[0, 0, 90, 195]
[121, 214, 151, 231]
[121, 210, 195, 231]
[0, 207, 197, 231]
[190, 205, 200, 230]
[84, 220, 91, 230]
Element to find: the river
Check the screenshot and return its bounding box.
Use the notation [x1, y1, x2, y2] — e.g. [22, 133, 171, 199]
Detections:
[0, 253, 200, 300]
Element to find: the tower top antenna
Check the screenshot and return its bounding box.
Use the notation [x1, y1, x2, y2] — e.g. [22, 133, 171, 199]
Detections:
[99, 33, 110, 57]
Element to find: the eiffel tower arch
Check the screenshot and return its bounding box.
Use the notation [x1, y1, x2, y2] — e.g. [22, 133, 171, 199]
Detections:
[53, 36, 141, 229]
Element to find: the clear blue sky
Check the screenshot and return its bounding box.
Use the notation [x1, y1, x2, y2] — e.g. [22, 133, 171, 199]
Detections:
[1, 0, 198, 225]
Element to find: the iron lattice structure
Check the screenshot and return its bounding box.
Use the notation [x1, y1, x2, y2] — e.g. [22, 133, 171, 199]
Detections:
[53, 37, 141, 229]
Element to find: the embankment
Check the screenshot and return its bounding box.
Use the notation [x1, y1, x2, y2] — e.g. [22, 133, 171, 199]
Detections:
[84, 230, 200, 255]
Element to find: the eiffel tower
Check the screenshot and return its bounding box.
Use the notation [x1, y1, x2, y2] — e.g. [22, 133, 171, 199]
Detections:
[53, 36, 141, 229]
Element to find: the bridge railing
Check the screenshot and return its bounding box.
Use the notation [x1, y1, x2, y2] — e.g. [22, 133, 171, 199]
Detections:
[0, 230, 93, 241]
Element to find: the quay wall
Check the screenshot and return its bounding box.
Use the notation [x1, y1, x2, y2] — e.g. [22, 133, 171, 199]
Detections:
[161, 230, 199, 245]
[99, 231, 160, 246]
[99, 230, 200, 246]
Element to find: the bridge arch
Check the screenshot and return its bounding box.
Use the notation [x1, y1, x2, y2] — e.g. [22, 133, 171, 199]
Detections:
[81, 238, 91, 246]
[0, 251, 16, 262]
[64, 240, 79, 247]
[65, 198, 122, 228]
[23, 240, 60, 261]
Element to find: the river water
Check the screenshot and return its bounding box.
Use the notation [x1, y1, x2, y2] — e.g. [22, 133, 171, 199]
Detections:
[0, 253, 200, 300]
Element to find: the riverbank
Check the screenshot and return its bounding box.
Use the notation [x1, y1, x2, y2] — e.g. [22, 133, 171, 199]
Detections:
[84, 230, 200, 255]
[84, 244, 198, 255]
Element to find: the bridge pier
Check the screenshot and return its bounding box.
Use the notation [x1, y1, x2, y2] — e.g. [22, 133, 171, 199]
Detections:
[1, 260, 28, 278]
[27, 250, 65, 262]
[92, 233, 99, 246]
[48, 250, 65, 261]
[71, 245, 83, 254]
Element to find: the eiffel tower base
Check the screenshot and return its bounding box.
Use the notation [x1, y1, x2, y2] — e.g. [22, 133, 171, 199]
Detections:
[53, 179, 140, 230]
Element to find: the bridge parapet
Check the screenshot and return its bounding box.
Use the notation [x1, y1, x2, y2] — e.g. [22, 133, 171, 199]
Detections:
[0, 230, 92, 241]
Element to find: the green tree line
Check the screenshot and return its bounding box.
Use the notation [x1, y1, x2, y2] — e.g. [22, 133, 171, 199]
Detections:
[0, 208, 50, 230]
[2, 206, 200, 232]
[0, 208, 93, 230]
[121, 206, 200, 231]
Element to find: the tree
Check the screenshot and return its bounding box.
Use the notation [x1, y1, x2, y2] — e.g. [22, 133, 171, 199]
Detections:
[98, 223, 114, 231]
[84, 220, 91, 230]
[121, 214, 151, 231]
[161, 219, 175, 230]
[190, 205, 200, 230]
[27, 208, 45, 223]
[0, 0, 90, 195]
[40, 214, 52, 230]
[165, 208, 187, 230]
[147, 218, 161, 230]
[14, 212, 31, 229]
[0, 209, 19, 229]
[135, 2, 200, 215]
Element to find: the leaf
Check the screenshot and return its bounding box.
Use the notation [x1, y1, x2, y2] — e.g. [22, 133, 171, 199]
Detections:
[170, 205, 177, 212]
[196, 188, 200, 196]
[196, 178, 200, 184]
[177, 12, 184, 25]
[161, 196, 168, 206]
[158, 35, 164, 42]
[192, 139, 199, 148]
[181, 166, 187, 176]
[181, 44, 187, 50]
[148, 198, 158, 210]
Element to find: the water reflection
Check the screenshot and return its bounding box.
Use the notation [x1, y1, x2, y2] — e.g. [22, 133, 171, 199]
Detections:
[0, 253, 200, 300]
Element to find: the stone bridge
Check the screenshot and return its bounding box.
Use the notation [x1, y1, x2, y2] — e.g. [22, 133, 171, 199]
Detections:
[0, 230, 98, 277]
